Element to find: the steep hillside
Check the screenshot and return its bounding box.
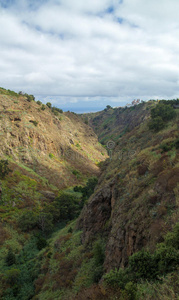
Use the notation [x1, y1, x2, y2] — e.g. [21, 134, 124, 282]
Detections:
[0, 88, 107, 300]
[0, 91, 178, 300]
[82, 101, 157, 145]
[78, 109, 179, 267]
[0, 88, 107, 189]
[29, 100, 179, 300]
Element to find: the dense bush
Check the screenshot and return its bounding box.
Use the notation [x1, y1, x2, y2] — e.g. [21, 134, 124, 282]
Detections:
[129, 249, 157, 280]
[18, 210, 38, 231]
[74, 176, 98, 205]
[29, 120, 38, 126]
[154, 243, 179, 274]
[54, 192, 79, 221]
[41, 104, 46, 110]
[5, 248, 16, 266]
[46, 102, 52, 108]
[160, 138, 179, 152]
[36, 100, 42, 105]
[37, 212, 54, 233]
[36, 235, 47, 250]
[148, 116, 165, 131]
[149, 102, 176, 132]
[25, 94, 35, 102]
[92, 240, 105, 283]
[0, 159, 11, 179]
[165, 223, 179, 249]
[52, 106, 63, 114]
[103, 268, 130, 289]
[4, 268, 20, 285]
[151, 103, 176, 121]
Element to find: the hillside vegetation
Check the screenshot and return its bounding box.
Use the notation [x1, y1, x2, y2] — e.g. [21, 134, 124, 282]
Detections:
[0, 89, 178, 300]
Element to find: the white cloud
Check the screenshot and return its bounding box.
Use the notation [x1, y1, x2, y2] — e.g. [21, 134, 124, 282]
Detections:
[0, 0, 179, 111]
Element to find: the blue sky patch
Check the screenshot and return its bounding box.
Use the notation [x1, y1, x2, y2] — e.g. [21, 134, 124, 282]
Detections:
[0, 0, 14, 8]
[106, 6, 115, 14]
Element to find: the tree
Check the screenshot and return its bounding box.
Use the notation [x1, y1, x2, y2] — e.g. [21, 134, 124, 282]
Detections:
[129, 249, 157, 280]
[46, 102, 52, 108]
[38, 212, 53, 233]
[4, 268, 20, 285]
[148, 102, 176, 132]
[36, 100, 42, 105]
[5, 248, 16, 266]
[148, 116, 165, 132]
[54, 193, 79, 221]
[25, 94, 35, 102]
[18, 210, 38, 231]
[151, 103, 176, 122]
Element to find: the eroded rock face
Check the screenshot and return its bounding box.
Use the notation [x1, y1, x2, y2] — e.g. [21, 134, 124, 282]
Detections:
[78, 184, 113, 244]
[78, 181, 147, 269]
[78, 163, 178, 271]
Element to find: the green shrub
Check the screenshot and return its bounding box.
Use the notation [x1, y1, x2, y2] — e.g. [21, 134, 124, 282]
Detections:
[149, 103, 176, 132]
[36, 236, 47, 250]
[151, 103, 176, 121]
[93, 265, 103, 283]
[52, 106, 63, 114]
[0, 159, 11, 179]
[92, 240, 105, 283]
[74, 176, 98, 203]
[41, 104, 46, 110]
[154, 243, 179, 274]
[103, 268, 130, 289]
[164, 223, 179, 249]
[72, 169, 81, 177]
[49, 153, 54, 159]
[4, 268, 21, 285]
[93, 241, 105, 266]
[129, 249, 157, 280]
[5, 248, 16, 266]
[124, 281, 137, 300]
[148, 116, 165, 132]
[25, 94, 35, 102]
[46, 102, 52, 108]
[37, 212, 53, 233]
[84, 119, 88, 125]
[54, 192, 79, 221]
[30, 120, 38, 127]
[36, 100, 42, 105]
[160, 142, 174, 152]
[18, 210, 38, 231]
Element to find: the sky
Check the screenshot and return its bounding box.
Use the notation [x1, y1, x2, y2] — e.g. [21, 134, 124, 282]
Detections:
[0, 0, 179, 113]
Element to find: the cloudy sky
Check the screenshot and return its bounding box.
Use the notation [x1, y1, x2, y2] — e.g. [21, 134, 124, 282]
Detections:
[0, 0, 179, 112]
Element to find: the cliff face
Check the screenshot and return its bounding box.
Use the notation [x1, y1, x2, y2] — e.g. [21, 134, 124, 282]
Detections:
[0, 91, 107, 188]
[78, 104, 179, 270]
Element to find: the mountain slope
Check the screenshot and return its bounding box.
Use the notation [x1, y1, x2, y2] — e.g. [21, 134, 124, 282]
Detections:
[82, 101, 156, 145]
[0, 91, 178, 300]
[78, 102, 179, 269]
[0, 88, 107, 189]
